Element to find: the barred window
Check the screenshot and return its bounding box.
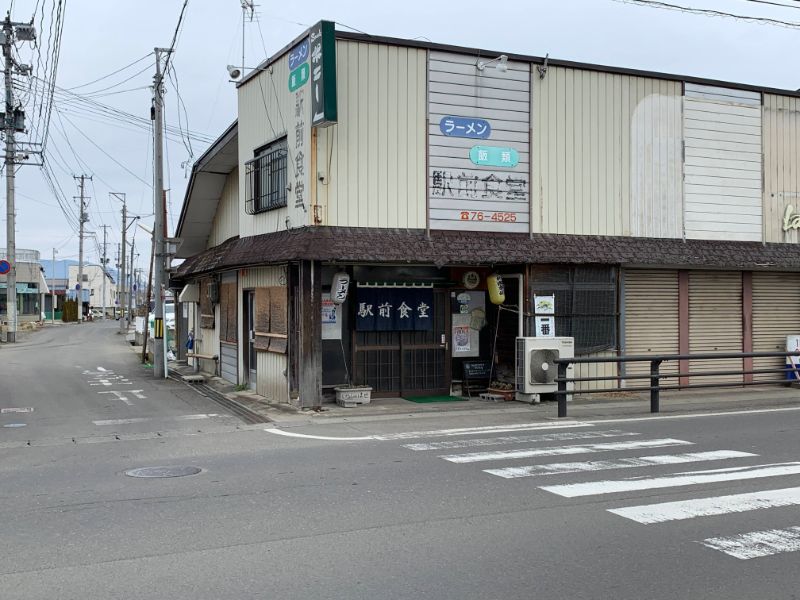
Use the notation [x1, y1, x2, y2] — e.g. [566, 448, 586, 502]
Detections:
[245, 137, 288, 214]
[530, 266, 618, 355]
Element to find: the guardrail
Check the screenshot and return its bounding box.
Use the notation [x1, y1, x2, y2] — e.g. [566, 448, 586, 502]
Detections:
[554, 351, 800, 418]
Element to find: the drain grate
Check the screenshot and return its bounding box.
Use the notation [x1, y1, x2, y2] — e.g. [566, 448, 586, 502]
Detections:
[125, 466, 202, 478]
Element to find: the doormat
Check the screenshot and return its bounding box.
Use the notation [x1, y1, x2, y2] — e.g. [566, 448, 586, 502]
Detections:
[404, 395, 469, 403]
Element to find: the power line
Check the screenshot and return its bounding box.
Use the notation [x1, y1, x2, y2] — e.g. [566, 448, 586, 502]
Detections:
[162, 0, 189, 77]
[612, 0, 800, 27]
[739, 0, 800, 9]
[65, 52, 153, 91]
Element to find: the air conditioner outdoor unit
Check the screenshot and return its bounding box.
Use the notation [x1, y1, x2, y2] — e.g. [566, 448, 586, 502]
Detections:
[515, 336, 574, 403]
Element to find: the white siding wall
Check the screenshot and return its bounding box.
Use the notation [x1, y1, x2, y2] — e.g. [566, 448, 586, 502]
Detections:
[533, 67, 682, 237]
[317, 40, 427, 228]
[238, 53, 310, 237]
[240, 266, 288, 402]
[208, 168, 239, 247]
[763, 94, 800, 243]
[683, 84, 762, 241]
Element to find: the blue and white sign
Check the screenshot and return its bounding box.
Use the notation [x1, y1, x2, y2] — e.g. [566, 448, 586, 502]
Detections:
[469, 146, 519, 168]
[0, 259, 10, 275]
[355, 288, 433, 332]
[439, 116, 491, 139]
[288, 38, 309, 71]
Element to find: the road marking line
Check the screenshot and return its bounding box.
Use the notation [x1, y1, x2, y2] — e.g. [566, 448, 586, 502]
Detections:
[130, 390, 147, 399]
[609, 486, 800, 524]
[93, 413, 220, 426]
[484, 450, 755, 479]
[264, 421, 594, 442]
[403, 429, 638, 451]
[1, 407, 34, 414]
[585, 405, 800, 425]
[97, 367, 107, 372]
[701, 526, 800, 560]
[440, 438, 693, 464]
[97, 390, 132, 405]
[540, 462, 800, 498]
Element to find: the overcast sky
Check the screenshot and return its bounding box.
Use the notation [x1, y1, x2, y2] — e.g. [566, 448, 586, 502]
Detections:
[4, 0, 800, 275]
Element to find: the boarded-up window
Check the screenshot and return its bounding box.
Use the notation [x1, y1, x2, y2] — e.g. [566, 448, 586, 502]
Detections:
[253, 286, 287, 354]
[219, 282, 238, 342]
[199, 278, 215, 330]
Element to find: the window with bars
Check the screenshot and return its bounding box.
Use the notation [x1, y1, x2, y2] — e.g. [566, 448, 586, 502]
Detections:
[245, 137, 288, 214]
[530, 266, 618, 355]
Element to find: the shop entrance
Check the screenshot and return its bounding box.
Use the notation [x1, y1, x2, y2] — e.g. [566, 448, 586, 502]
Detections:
[353, 289, 451, 397]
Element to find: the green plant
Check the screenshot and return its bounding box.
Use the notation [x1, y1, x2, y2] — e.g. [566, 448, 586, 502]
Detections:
[234, 383, 248, 392]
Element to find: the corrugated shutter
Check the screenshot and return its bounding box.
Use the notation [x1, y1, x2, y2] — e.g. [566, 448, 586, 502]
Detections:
[752, 273, 800, 382]
[623, 270, 679, 385]
[689, 271, 742, 384]
[220, 341, 238, 383]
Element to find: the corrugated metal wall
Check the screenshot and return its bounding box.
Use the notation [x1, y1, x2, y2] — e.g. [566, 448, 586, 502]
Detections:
[318, 40, 427, 228]
[752, 272, 800, 381]
[683, 84, 762, 241]
[196, 303, 220, 376]
[238, 54, 309, 238]
[763, 94, 800, 243]
[208, 168, 239, 247]
[573, 351, 618, 392]
[688, 271, 743, 384]
[623, 270, 680, 382]
[241, 266, 288, 402]
[532, 67, 682, 238]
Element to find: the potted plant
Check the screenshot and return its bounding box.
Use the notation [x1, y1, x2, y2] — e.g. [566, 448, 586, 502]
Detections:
[487, 380, 515, 401]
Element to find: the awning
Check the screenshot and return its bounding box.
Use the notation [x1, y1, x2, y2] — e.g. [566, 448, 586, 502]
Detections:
[179, 283, 199, 303]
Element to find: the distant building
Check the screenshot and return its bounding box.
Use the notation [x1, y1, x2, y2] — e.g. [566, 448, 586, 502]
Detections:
[0, 248, 49, 323]
[67, 264, 116, 316]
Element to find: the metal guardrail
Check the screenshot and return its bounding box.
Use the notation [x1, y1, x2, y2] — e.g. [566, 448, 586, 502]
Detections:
[554, 351, 800, 418]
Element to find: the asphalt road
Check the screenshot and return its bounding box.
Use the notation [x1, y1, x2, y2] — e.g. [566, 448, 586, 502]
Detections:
[2, 321, 800, 599]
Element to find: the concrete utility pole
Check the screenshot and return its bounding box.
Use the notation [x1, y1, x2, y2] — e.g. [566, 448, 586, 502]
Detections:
[99, 225, 110, 319]
[2, 16, 35, 342]
[152, 48, 170, 379]
[74, 175, 90, 324]
[50, 248, 57, 324]
[127, 241, 135, 324]
[111, 193, 127, 333]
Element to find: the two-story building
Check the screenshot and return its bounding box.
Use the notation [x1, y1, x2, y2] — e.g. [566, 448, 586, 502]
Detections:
[1, 248, 49, 325]
[174, 22, 800, 407]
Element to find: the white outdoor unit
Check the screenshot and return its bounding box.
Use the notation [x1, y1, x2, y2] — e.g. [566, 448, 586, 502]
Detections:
[515, 337, 575, 403]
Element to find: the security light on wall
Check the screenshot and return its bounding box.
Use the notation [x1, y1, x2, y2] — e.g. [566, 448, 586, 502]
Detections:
[227, 65, 242, 79]
[476, 54, 508, 73]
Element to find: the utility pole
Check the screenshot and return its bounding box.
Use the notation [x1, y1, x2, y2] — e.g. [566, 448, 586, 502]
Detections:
[74, 175, 90, 324]
[152, 48, 170, 379]
[127, 242, 136, 324]
[99, 225, 110, 319]
[50, 248, 57, 324]
[2, 16, 35, 342]
[111, 193, 127, 333]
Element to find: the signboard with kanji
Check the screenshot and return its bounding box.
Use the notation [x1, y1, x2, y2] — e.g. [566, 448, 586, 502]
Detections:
[355, 288, 433, 332]
[309, 20, 337, 127]
[428, 51, 530, 233]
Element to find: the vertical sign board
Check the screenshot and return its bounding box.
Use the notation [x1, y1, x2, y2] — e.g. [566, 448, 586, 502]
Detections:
[309, 20, 337, 127]
[288, 36, 312, 219]
[428, 51, 530, 233]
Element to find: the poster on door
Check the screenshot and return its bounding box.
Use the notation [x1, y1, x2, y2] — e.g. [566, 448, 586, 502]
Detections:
[321, 293, 342, 340]
[450, 290, 486, 358]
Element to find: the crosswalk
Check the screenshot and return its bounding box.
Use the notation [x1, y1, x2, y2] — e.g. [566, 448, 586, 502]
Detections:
[399, 422, 800, 561]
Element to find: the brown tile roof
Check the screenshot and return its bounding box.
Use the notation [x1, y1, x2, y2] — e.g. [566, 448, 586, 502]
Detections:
[173, 227, 800, 279]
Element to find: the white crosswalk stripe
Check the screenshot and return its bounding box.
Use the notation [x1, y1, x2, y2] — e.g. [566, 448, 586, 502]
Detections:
[701, 526, 800, 560]
[609, 486, 800, 524]
[440, 438, 693, 464]
[484, 450, 755, 479]
[402, 429, 639, 451]
[541, 462, 800, 498]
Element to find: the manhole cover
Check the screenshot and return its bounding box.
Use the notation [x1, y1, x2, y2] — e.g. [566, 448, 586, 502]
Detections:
[124, 466, 202, 478]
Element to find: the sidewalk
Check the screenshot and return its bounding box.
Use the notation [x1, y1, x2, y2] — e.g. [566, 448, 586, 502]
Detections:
[164, 357, 800, 426]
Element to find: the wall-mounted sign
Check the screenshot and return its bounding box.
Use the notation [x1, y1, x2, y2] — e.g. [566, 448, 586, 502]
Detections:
[783, 205, 800, 232]
[534, 295, 555, 315]
[439, 116, 491, 139]
[535, 316, 555, 338]
[288, 63, 309, 92]
[355, 287, 433, 331]
[469, 146, 519, 168]
[322, 293, 342, 340]
[462, 271, 480, 289]
[309, 20, 337, 127]
[288, 38, 309, 71]
[428, 51, 530, 233]
[331, 272, 350, 304]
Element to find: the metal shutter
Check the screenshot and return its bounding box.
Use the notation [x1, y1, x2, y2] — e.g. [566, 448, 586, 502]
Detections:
[689, 271, 742, 384]
[623, 270, 679, 385]
[752, 273, 800, 382]
[220, 341, 238, 384]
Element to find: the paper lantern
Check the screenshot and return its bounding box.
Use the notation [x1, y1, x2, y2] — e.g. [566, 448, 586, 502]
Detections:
[487, 274, 505, 305]
[331, 272, 350, 304]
